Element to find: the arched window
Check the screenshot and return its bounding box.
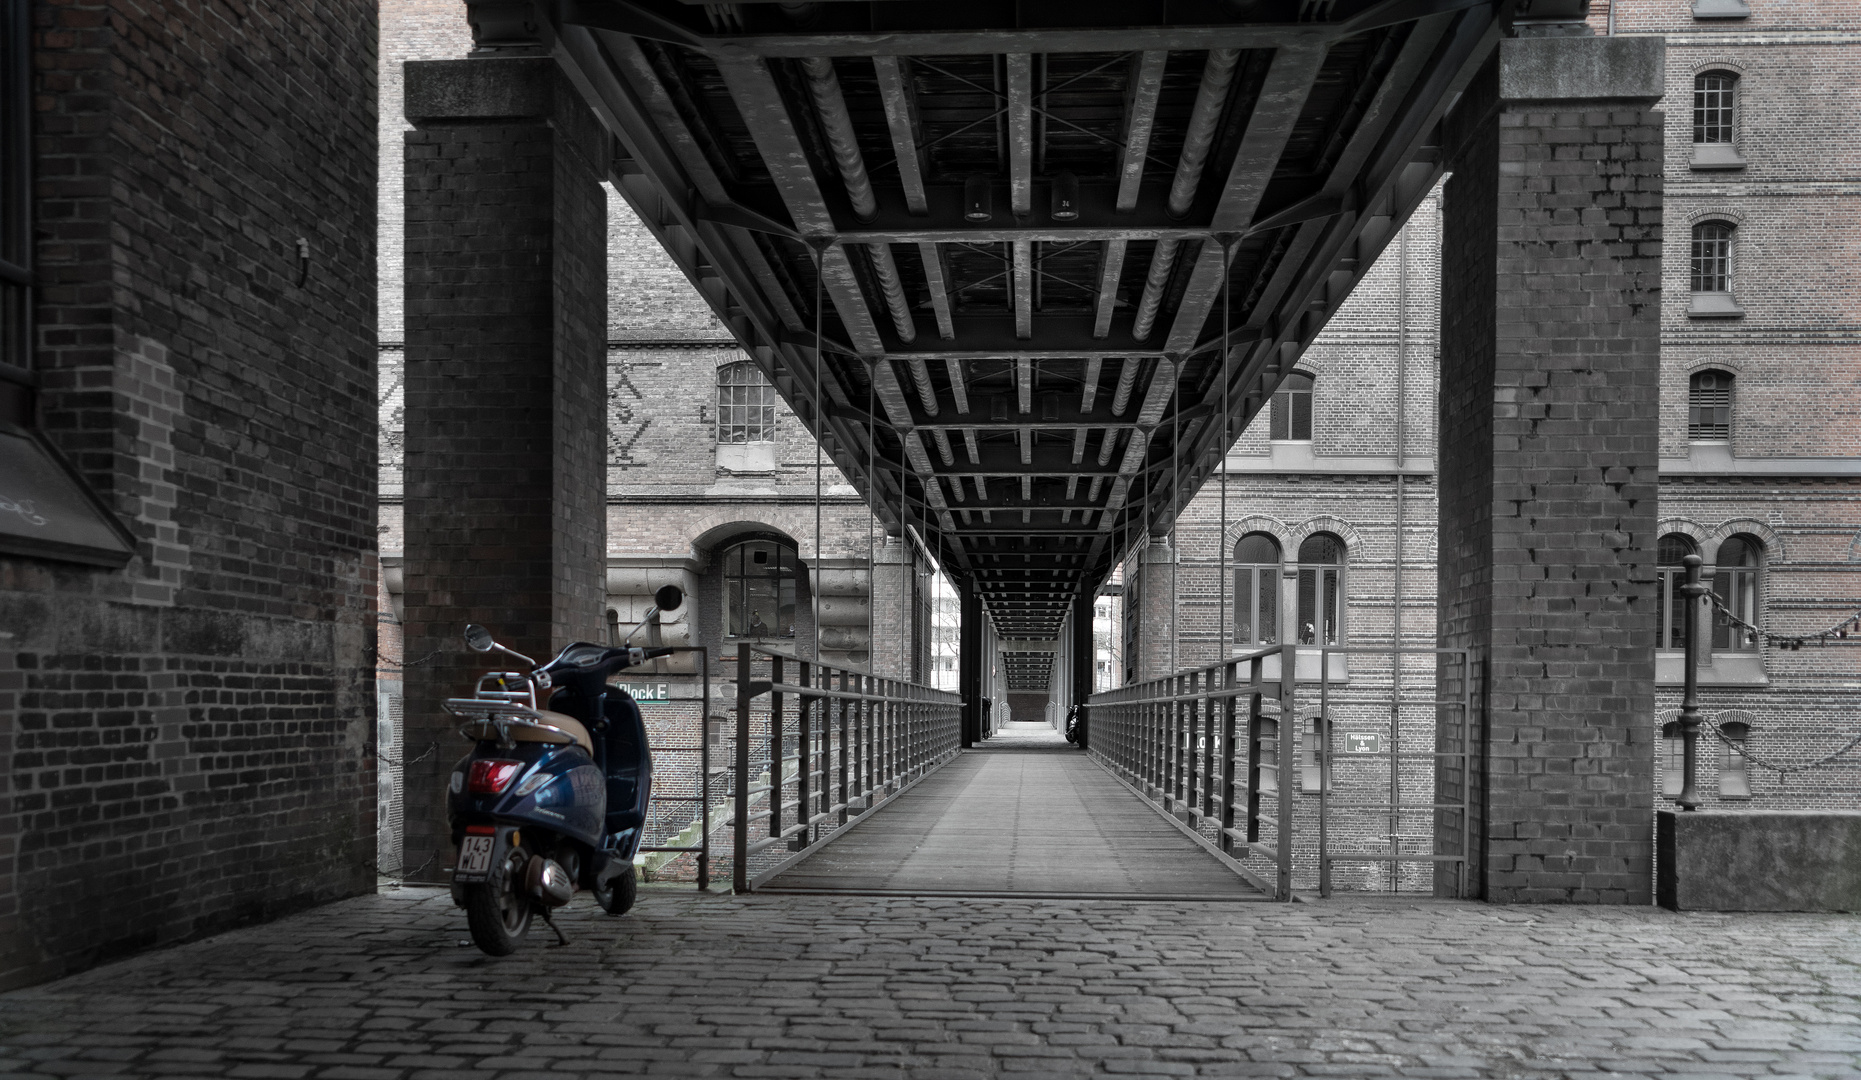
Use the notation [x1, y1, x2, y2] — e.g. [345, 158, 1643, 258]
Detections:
[1232, 532, 1281, 648]
[1270, 372, 1314, 442]
[1711, 535, 1761, 653]
[717, 361, 777, 444]
[1657, 533, 1698, 650]
[1296, 533, 1344, 646]
[1688, 370, 1733, 441]
[1719, 717, 1751, 799]
[722, 539, 798, 638]
[1693, 72, 1737, 145]
[606, 608, 621, 646]
[1690, 222, 1741, 316]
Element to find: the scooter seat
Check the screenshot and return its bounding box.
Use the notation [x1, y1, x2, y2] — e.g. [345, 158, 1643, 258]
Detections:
[526, 710, 594, 755]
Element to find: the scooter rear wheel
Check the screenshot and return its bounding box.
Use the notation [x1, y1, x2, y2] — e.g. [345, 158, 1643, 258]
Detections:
[593, 864, 637, 916]
[465, 848, 533, 955]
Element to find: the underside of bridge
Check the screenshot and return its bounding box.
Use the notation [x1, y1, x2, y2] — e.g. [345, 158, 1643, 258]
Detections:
[507, 0, 1503, 644]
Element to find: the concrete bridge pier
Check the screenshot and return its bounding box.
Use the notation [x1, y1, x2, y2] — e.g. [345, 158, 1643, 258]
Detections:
[398, 57, 611, 882]
[1435, 33, 1666, 903]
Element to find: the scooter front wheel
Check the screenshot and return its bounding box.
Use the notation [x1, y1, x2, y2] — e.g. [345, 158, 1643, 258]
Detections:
[593, 863, 637, 916]
[464, 848, 533, 955]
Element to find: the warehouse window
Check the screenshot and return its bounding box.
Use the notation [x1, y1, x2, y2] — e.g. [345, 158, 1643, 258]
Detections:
[722, 539, 797, 639]
[1688, 370, 1733, 441]
[1296, 533, 1344, 646]
[716, 362, 777, 443]
[1711, 535, 1762, 654]
[1689, 222, 1742, 316]
[1270, 372, 1313, 442]
[1693, 72, 1737, 145]
[1657, 534, 1697, 651]
[1232, 532, 1281, 649]
[1718, 717, 1752, 799]
[1, 0, 28, 379]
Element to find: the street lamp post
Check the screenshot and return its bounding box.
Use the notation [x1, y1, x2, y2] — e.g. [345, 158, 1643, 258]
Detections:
[1676, 554, 1705, 811]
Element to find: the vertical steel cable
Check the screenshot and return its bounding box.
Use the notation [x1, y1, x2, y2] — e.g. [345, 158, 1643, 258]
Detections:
[867, 357, 876, 674]
[813, 243, 825, 665]
[1220, 237, 1232, 659]
[1169, 355, 1179, 677]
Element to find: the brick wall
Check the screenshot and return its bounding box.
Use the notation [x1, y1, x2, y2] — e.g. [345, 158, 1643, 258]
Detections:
[2, 0, 378, 988]
[1438, 41, 1666, 903]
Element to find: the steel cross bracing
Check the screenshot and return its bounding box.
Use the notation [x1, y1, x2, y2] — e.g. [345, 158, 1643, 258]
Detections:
[535, 0, 1504, 647]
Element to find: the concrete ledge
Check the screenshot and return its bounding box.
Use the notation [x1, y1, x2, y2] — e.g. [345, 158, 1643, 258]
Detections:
[1658, 810, 1861, 911]
[1499, 35, 1666, 102]
[405, 57, 554, 122]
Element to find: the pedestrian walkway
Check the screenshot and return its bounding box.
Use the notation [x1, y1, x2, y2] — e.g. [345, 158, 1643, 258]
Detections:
[759, 723, 1258, 899]
[3, 887, 1857, 1079]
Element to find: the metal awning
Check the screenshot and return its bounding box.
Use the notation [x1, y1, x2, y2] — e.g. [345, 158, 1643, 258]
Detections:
[524, 0, 1504, 642]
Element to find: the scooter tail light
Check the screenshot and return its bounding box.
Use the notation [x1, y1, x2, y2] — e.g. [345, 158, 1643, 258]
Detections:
[467, 759, 524, 794]
[464, 824, 496, 836]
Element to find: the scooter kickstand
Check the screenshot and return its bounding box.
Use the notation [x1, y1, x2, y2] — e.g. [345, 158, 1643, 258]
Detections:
[539, 906, 569, 947]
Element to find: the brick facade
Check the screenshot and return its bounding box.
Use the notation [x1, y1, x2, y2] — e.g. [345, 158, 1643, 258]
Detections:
[2, 0, 379, 987]
[398, 56, 611, 884]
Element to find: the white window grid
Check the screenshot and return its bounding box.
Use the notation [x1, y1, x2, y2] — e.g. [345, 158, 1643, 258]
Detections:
[717, 362, 777, 444]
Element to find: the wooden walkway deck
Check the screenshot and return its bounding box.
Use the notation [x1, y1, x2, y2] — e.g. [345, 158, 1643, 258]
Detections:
[760, 721, 1263, 899]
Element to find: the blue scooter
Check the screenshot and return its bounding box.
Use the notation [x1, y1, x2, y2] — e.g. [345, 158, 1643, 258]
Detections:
[441, 585, 682, 955]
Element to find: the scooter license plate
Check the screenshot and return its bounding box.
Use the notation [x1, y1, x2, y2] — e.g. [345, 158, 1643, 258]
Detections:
[456, 835, 496, 879]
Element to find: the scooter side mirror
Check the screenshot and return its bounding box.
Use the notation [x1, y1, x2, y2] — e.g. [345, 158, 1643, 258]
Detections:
[653, 584, 683, 612]
[464, 624, 495, 652]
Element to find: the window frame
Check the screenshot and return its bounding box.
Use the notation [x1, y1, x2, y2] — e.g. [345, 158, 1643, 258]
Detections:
[1688, 221, 1743, 317]
[1687, 370, 1733, 442]
[1710, 535, 1762, 655]
[720, 537, 800, 640]
[1231, 532, 1282, 650]
[1656, 533, 1698, 653]
[1295, 533, 1345, 647]
[1269, 372, 1314, 443]
[1, 0, 31, 384]
[1692, 71, 1738, 146]
[715, 361, 778, 445]
[1718, 717, 1752, 799]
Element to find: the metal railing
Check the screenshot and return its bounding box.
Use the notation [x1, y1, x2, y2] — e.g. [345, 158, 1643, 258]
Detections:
[732, 643, 962, 892]
[1086, 644, 1476, 900]
[632, 646, 713, 889]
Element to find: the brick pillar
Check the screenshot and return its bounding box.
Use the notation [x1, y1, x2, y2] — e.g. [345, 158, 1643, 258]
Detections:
[399, 57, 609, 881]
[871, 535, 912, 679]
[1138, 539, 1176, 681]
[1436, 35, 1665, 903]
[959, 577, 982, 747]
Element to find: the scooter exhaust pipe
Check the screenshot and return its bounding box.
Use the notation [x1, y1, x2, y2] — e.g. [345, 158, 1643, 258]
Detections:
[525, 856, 574, 907]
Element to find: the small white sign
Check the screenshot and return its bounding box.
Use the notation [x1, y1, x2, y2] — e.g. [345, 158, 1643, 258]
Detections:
[620, 683, 670, 703]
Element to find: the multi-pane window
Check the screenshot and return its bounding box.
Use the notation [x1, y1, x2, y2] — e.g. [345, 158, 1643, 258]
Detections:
[1660, 718, 1685, 798]
[1711, 535, 1761, 653]
[1270, 372, 1313, 441]
[1688, 370, 1732, 441]
[1232, 532, 1281, 648]
[1691, 222, 1734, 293]
[1693, 72, 1736, 145]
[1657, 533, 1698, 651]
[716, 361, 776, 444]
[723, 539, 797, 638]
[1296, 533, 1344, 646]
[1, 0, 30, 377]
[1719, 717, 1751, 798]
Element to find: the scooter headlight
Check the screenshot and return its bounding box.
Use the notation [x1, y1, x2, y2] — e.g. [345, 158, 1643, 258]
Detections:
[512, 770, 551, 798]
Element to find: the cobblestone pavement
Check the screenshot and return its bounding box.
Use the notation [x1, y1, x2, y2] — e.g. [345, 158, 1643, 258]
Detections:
[2, 886, 1857, 1079]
